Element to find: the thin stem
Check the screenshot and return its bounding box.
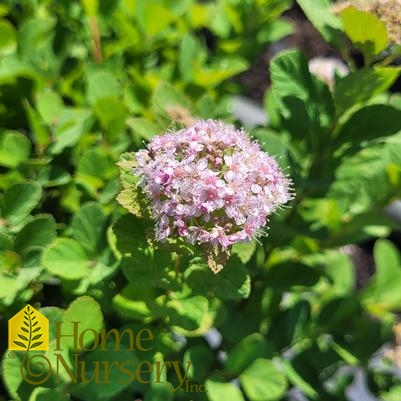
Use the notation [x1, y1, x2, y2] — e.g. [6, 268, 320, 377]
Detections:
[89, 16, 103, 63]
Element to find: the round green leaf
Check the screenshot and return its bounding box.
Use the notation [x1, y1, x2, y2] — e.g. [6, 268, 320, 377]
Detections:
[0, 19, 16, 55]
[225, 334, 271, 376]
[0, 182, 42, 227]
[42, 238, 89, 280]
[62, 296, 103, 350]
[70, 344, 137, 400]
[36, 90, 64, 125]
[86, 69, 119, 104]
[15, 214, 57, 254]
[206, 379, 245, 401]
[166, 296, 211, 335]
[240, 359, 287, 401]
[185, 256, 251, 300]
[0, 131, 31, 168]
[70, 202, 108, 255]
[1, 348, 26, 400]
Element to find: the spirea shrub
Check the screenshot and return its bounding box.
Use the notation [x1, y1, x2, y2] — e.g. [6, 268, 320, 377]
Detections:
[124, 120, 293, 273]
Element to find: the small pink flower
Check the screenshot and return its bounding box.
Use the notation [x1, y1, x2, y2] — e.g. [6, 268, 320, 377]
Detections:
[133, 119, 294, 268]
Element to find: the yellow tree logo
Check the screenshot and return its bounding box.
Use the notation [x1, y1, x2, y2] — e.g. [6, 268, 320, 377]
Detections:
[8, 305, 49, 351]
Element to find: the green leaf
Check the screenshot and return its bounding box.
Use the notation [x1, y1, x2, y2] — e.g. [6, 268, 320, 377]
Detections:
[113, 282, 155, 321]
[258, 19, 294, 44]
[335, 104, 401, 146]
[179, 34, 204, 82]
[264, 262, 321, 288]
[18, 17, 56, 60]
[15, 214, 57, 255]
[225, 333, 271, 375]
[144, 382, 174, 401]
[334, 67, 401, 113]
[232, 242, 256, 264]
[193, 57, 249, 87]
[0, 232, 13, 251]
[76, 148, 116, 197]
[296, 0, 342, 45]
[50, 109, 93, 154]
[36, 90, 64, 125]
[28, 386, 70, 401]
[70, 344, 137, 400]
[328, 145, 394, 215]
[37, 165, 71, 187]
[324, 252, 355, 297]
[111, 214, 149, 256]
[77, 147, 115, 179]
[151, 82, 192, 117]
[381, 385, 401, 401]
[42, 238, 89, 280]
[120, 249, 173, 287]
[126, 118, 160, 141]
[0, 19, 16, 55]
[206, 379, 245, 401]
[82, 0, 98, 16]
[70, 202, 108, 255]
[240, 359, 287, 401]
[252, 129, 289, 170]
[340, 6, 388, 58]
[1, 349, 27, 400]
[184, 345, 214, 381]
[165, 295, 212, 335]
[185, 256, 251, 300]
[0, 182, 42, 228]
[93, 96, 126, 132]
[116, 187, 151, 220]
[24, 101, 50, 149]
[269, 50, 334, 142]
[86, 68, 119, 105]
[0, 131, 31, 168]
[136, 2, 174, 37]
[362, 239, 401, 313]
[62, 295, 103, 350]
[318, 297, 360, 330]
[0, 275, 19, 306]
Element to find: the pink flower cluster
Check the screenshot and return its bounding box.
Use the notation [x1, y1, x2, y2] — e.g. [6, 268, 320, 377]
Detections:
[134, 120, 293, 249]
